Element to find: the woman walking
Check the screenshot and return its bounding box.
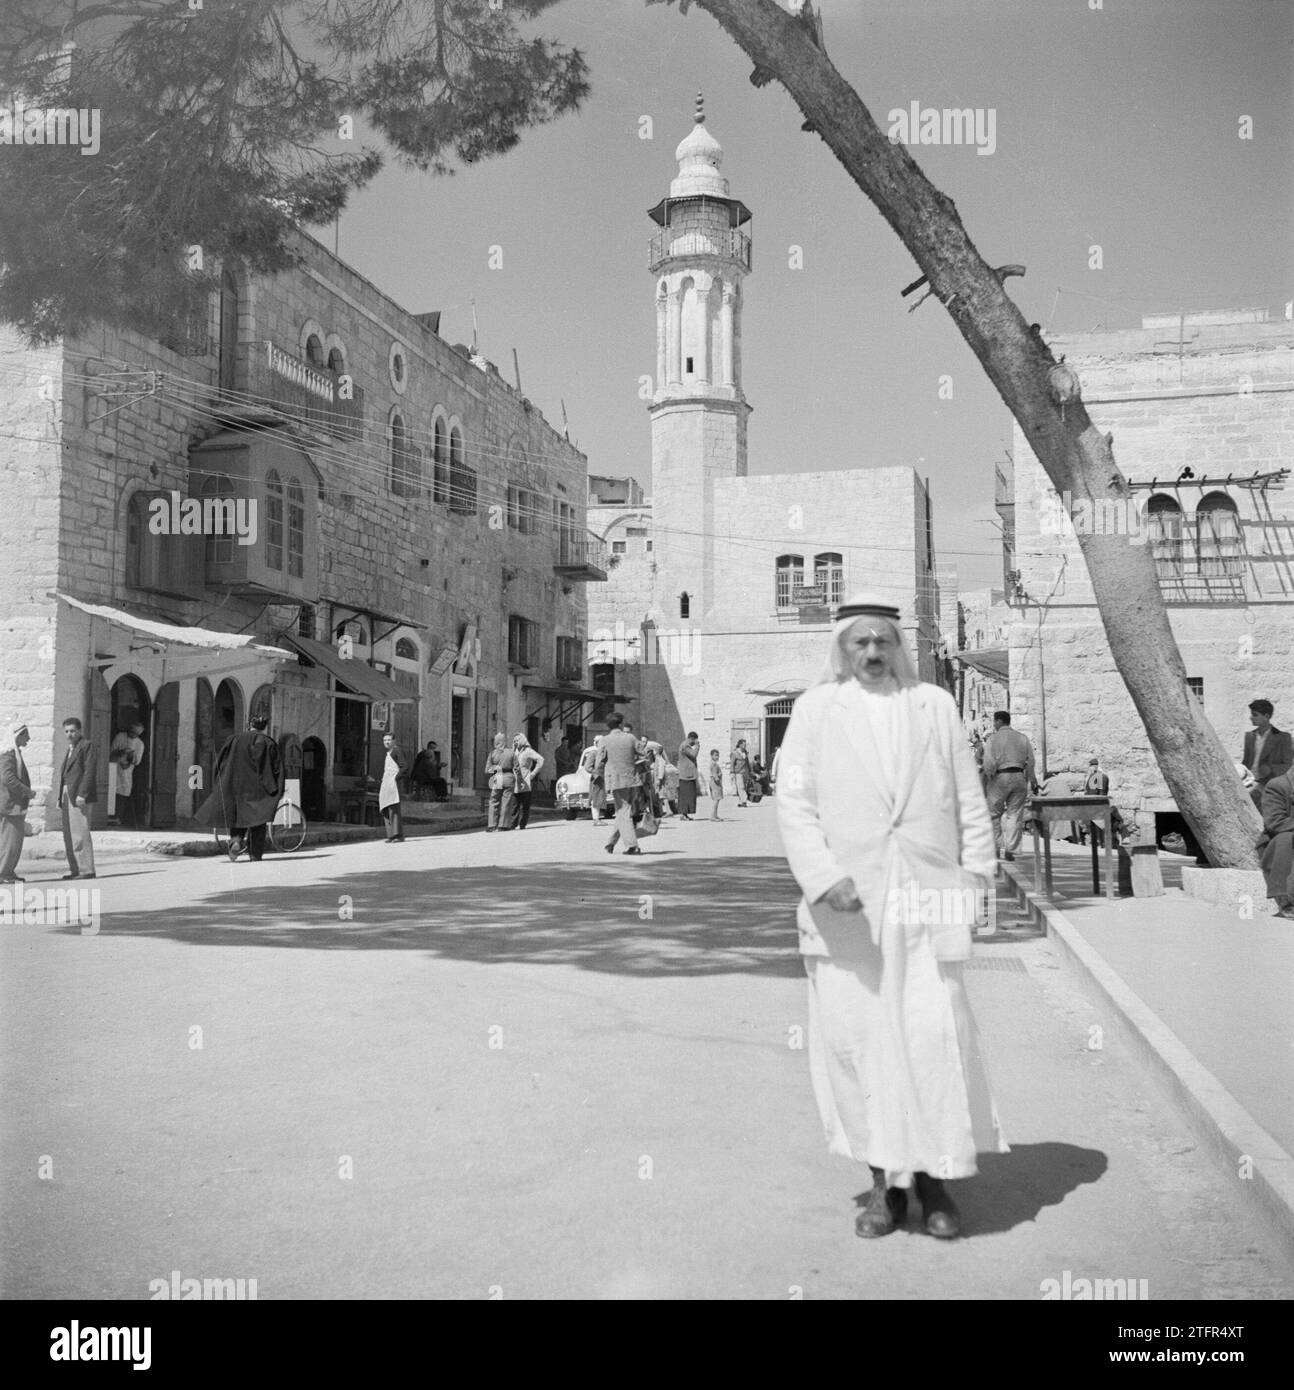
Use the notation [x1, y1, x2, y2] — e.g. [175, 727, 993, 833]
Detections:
[676, 732, 700, 820]
[731, 738, 753, 807]
[776, 592, 1005, 1241]
[581, 736, 607, 824]
[379, 733, 408, 843]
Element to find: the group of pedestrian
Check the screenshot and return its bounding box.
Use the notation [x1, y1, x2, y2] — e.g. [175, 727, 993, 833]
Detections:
[484, 732, 545, 832]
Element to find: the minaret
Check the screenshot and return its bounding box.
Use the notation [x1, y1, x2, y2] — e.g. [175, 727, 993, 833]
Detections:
[647, 96, 752, 621]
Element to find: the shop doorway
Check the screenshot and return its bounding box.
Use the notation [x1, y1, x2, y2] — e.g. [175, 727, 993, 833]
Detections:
[109, 675, 151, 828]
[450, 693, 468, 787]
[214, 678, 244, 749]
[763, 697, 796, 766]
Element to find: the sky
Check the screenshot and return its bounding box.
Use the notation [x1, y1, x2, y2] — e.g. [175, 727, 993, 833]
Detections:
[334, 0, 1293, 591]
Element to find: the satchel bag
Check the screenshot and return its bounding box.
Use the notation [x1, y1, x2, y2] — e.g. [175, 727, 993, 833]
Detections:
[637, 804, 659, 838]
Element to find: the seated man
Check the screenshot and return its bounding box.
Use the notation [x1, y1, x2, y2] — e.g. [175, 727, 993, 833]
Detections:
[1259, 768, 1294, 920]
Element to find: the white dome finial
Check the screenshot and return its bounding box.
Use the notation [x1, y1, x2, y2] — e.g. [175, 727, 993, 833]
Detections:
[672, 96, 727, 197]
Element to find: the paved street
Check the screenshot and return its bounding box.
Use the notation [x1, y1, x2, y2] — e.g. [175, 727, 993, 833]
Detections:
[3, 806, 1292, 1300]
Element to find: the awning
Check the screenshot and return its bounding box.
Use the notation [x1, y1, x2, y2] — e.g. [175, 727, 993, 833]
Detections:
[57, 593, 294, 693]
[276, 633, 415, 704]
[954, 648, 1009, 682]
[523, 684, 613, 728]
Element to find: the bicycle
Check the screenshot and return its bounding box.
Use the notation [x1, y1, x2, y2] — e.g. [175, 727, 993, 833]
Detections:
[212, 796, 308, 856]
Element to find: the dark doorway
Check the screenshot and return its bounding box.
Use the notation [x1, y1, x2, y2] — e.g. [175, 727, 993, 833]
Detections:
[151, 682, 181, 828]
[193, 678, 214, 819]
[301, 736, 327, 820]
[450, 694, 466, 787]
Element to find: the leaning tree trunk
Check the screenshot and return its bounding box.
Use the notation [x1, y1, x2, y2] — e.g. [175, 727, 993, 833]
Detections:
[685, 0, 1261, 869]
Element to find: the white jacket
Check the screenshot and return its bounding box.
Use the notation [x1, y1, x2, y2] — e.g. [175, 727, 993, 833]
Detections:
[776, 679, 996, 961]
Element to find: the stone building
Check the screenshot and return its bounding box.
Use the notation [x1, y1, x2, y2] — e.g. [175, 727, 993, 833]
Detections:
[952, 586, 1011, 737]
[586, 104, 940, 766]
[1006, 307, 1294, 832]
[0, 230, 605, 830]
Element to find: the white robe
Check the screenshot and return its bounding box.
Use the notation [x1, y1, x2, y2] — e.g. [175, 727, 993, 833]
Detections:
[777, 677, 1008, 1184]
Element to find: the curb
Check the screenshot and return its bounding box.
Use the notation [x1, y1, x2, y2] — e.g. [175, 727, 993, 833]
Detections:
[1001, 864, 1294, 1257]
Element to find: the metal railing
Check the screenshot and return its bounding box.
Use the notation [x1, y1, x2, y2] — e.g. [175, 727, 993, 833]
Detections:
[557, 532, 608, 572]
[649, 227, 752, 269]
[240, 340, 366, 441]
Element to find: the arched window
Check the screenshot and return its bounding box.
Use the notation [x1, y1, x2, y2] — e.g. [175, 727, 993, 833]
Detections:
[680, 591, 690, 619]
[287, 477, 305, 579]
[432, 416, 449, 503]
[775, 554, 804, 608]
[326, 345, 345, 376]
[813, 552, 844, 606]
[395, 636, 418, 661]
[125, 491, 148, 587]
[449, 425, 476, 515]
[201, 473, 235, 564]
[1146, 494, 1183, 579]
[265, 469, 283, 571]
[390, 412, 419, 498]
[1196, 491, 1242, 578]
[305, 334, 325, 367]
[249, 683, 274, 727]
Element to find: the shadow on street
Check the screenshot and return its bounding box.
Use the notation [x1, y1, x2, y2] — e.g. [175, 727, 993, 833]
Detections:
[73, 854, 808, 978]
[850, 1142, 1110, 1237]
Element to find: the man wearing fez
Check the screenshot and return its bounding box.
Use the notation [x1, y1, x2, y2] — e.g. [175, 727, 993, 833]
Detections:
[1242, 699, 1293, 810]
[195, 714, 285, 862]
[0, 722, 34, 884]
[777, 593, 1006, 1241]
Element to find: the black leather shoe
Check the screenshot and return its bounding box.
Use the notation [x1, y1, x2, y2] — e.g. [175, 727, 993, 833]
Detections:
[61, 872, 79, 879]
[624, 846, 642, 855]
[915, 1172, 961, 1239]
[855, 1168, 907, 1238]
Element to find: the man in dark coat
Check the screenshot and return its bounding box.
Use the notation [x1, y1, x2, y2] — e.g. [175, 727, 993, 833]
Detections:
[1259, 768, 1294, 920]
[195, 715, 285, 862]
[1243, 699, 1293, 810]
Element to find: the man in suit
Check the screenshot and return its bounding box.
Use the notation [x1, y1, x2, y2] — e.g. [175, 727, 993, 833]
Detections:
[595, 712, 644, 855]
[58, 716, 98, 879]
[0, 721, 34, 884]
[1242, 699, 1293, 810]
[981, 710, 1037, 862]
[1258, 768, 1294, 920]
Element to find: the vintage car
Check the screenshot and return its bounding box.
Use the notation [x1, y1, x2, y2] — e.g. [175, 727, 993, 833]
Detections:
[555, 761, 594, 819]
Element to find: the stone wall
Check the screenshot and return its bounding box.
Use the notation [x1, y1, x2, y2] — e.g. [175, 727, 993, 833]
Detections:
[1010, 315, 1294, 812]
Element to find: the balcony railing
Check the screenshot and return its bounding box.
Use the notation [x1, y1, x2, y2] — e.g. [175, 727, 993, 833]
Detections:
[649, 227, 752, 270]
[555, 532, 608, 581]
[238, 340, 366, 441]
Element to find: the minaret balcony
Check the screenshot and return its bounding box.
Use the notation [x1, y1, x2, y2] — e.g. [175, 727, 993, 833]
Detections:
[649, 226, 751, 273]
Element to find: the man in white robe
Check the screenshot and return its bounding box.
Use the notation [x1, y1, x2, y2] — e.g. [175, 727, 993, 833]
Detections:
[777, 593, 1007, 1239]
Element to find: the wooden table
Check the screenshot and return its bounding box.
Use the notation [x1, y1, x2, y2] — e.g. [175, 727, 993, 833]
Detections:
[1026, 795, 1115, 900]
